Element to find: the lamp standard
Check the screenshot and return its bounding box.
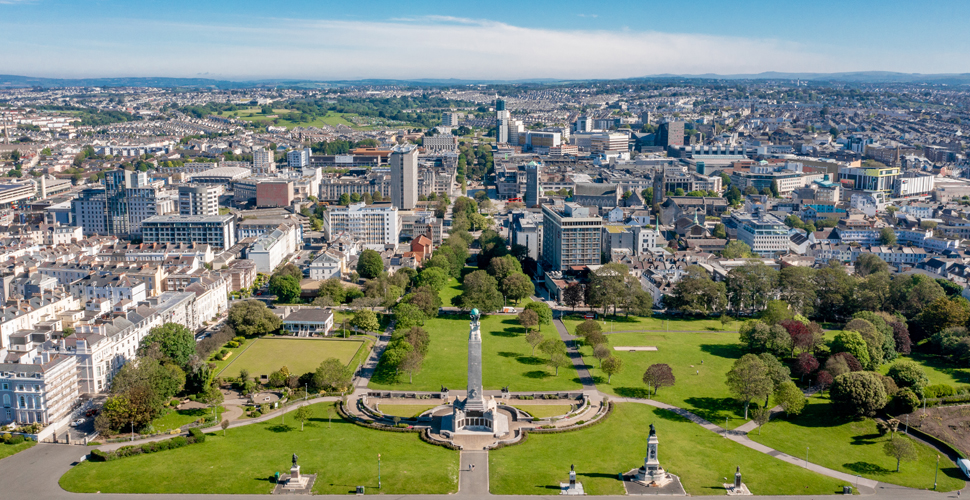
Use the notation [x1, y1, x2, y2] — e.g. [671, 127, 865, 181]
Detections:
[378, 453, 382, 489]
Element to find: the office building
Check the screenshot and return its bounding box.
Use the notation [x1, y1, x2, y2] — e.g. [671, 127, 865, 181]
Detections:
[511, 210, 543, 261]
[441, 112, 460, 127]
[324, 202, 399, 247]
[422, 135, 459, 153]
[590, 133, 629, 154]
[252, 147, 276, 175]
[141, 214, 236, 249]
[256, 181, 294, 208]
[731, 212, 789, 257]
[286, 148, 312, 169]
[390, 145, 418, 210]
[573, 116, 592, 133]
[658, 121, 685, 148]
[178, 185, 220, 216]
[525, 161, 541, 208]
[541, 202, 603, 272]
[838, 164, 901, 193]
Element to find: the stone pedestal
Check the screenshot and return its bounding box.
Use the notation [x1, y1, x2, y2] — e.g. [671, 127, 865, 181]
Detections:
[560, 469, 585, 495]
[723, 482, 751, 496]
[283, 465, 308, 490]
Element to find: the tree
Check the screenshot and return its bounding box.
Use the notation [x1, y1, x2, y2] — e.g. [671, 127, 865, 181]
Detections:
[831, 371, 888, 417]
[793, 352, 819, 382]
[500, 273, 534, 305]
[722, 240, 753, 258]
[313, 358, 353, 392]
[350, 309, 381, 333]
[227, 300, 281, 337]
[318, 278, 347, 304]
[269, 274, 301, 303]
[602, 356, 623, 383]
[356, 249, 384, 279]
[563, 283, 585, 310]
[886, 360, 929, 395]
[773, 381, 806, 417]
[751, 406, 771, 434]
[712, 223, 727, 239]
[548, 352, 571, 376]
[642, 363, 675, 395]
[665, 265, 727, 316]
[393, 303, 427, 330]
[878, 227, 897, 246]
[295, 404, 313, 431]
[517, 309, 538, 334]
[575, 319, 602, 338]
[400, 349, 424, 383]
[458, 270, 503, 313]
[524, 302, 552, 325]
[761, 300, 792, 326]
[831, 331, 872, 370]
[883, 438, 918, 472]
[221, 419, 230, 436]
[593, 343, 612, 368]
[726, 263, 778, 315]
[857, 253, 890, 277]
[816, 370, 834, 394]
[726, 354, 773, 419]
[487, 255, 522, 281]
[140, 323, 196, 368]
[525, 330, 544, 356]
[416, 267, 449, 290]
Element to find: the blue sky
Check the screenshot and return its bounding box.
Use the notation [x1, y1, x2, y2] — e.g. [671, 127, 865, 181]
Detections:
[1, 0, 968, 80]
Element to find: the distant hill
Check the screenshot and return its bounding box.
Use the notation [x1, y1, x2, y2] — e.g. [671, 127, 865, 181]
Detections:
[2, 71, 969, 89]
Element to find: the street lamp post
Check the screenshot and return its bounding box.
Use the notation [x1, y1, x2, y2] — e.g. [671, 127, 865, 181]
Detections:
[805, 446, 809, 466]
[378, 453, 382, 490]
[934, 455, 940, 490]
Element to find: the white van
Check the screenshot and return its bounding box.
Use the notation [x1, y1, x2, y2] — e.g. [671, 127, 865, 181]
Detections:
[958, 458, 970, 479]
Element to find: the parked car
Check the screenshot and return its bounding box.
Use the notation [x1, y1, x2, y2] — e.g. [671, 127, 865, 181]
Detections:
[85, 409, 99, 417]
[70, 418, 85, 427]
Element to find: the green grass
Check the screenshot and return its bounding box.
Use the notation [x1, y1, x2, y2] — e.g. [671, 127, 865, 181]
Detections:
[438, 278, 463, 307]
[489, 403, 852, 495]
[217, 338, 364, 378]
[878, 352, 970, 387]
[580, 330, 751, 429]
[60, 403, 458, 495]
[370, 304, 581, 392]
[561, 314, 741, 335]
[151, 406, 226, 433]
[749, 396, 966, 491]
[375, 404, 436, 418]
[0, 440, 36, 461]
[512, 405, 573, 419]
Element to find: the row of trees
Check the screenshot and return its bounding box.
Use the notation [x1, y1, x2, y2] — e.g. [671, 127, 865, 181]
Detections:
[559, 264, 653, 317]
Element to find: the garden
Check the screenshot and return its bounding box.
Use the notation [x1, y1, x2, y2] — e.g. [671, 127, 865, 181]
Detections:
[216, 337, 366, 379]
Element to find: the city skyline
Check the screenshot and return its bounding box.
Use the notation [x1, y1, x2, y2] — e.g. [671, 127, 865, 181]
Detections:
[1, 0, 969, 80]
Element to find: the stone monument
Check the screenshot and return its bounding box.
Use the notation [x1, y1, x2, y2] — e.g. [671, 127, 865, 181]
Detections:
[442, 309, 510, 438]
[560, 464, 586, 495]
[283, 453, 309, 490]
[633, 424, 673, 487]
[724, 465, 751, 496]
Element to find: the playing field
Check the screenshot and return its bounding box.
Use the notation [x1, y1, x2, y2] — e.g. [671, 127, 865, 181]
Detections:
[217, 338, 364, 379]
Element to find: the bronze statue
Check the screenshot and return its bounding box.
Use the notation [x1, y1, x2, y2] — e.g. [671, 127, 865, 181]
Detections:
[292, 453, 298, 466]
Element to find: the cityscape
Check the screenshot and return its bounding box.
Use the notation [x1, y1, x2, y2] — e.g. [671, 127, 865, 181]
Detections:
[1, 1, 970, 499]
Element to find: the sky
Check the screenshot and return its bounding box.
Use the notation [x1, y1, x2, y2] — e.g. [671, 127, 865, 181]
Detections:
[1, 0, 969, 80]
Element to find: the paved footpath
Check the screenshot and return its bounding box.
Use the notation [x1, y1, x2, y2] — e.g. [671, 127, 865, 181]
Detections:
[552, 318, 596, 391]
[460, 450, 489, 495]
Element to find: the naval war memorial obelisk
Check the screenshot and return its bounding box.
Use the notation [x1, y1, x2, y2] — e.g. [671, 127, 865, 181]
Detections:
[442, 308, 509, 438]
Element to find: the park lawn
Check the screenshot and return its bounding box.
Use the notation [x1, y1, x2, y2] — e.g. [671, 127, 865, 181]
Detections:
[0, 440, 35, 461]
[561, 314, 741, 336]
[369, 308, 581, 392]
[60, 403, 458, 495]
[151, 406, 226, 433]
[749, 395, 965, 491]
[579, 331, 751, 430]
[511, 404, 573, 419]
[438, 278, 463, 308]
[489, 403, 851, 496]
[878, 352, 970, 387]
[216, 338, 364, 379]
[375, 404, 436, 418]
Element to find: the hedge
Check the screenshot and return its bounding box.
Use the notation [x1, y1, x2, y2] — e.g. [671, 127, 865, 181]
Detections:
[528, 402, 614, 434]
[89, 432, 202, 462]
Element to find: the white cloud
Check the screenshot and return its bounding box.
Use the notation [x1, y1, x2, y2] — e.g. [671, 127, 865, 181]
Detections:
[0, 16, 902, 79]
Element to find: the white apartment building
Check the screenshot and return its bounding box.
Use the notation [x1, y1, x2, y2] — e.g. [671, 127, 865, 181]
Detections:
[287, 148, 312, 169]
[178, 185, 220, 216]
[590, 133, 628, 154]
[422, 135, 459, 153]
[248, 223, 302, 273]
[324, 202, 399, 247]
[252, 147, 276, 175]
[0, 353, 78, 428]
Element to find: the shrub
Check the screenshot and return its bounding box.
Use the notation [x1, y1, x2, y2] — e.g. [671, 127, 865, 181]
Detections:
[171, 436, 188, 448]
[831, 371, 888, 417]
[227, 341, 240, 348]
[8, 434, 24, 445]
[188, 427, 205, 443]
[886, 360, 930, 395]
[889, 388, 920, 414]
[925, 384, 955, 398]
[0, 433, 10, 443]
[170, 399, 180, 407]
